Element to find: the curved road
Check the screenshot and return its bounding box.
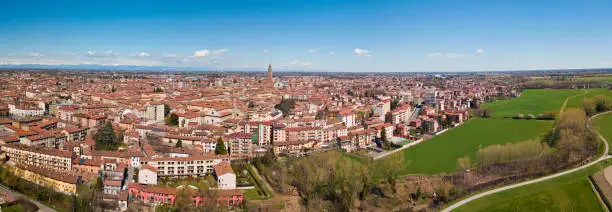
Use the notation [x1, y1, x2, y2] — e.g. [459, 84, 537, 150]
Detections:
[442, 111, 612, 212]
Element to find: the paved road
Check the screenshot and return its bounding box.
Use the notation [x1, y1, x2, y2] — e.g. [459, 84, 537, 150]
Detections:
[0, 184, 56, 212]
[442, 111, 612, 212]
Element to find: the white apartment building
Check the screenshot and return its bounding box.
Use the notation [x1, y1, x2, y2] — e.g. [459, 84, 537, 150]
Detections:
[142, 154, 229, 178]
[145, 103, 165, 123]
[8, 103, 44, 118]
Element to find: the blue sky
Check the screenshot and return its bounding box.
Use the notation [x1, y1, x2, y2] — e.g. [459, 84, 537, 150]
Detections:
[1, 0, 611, 72]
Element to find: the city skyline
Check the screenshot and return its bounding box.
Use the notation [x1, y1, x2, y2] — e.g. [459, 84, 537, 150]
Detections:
[1, 0, 612, 72]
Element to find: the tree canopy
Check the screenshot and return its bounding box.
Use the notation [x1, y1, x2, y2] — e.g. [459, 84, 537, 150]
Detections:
[215, 137, 227, 155]
[94, 122, 121, 151]
[166, 113, 179, 126]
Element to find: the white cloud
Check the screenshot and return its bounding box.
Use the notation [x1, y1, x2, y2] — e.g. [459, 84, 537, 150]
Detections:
[104, 51, 118, 56]
[445, 53, 465, 58]
[86, 50, 119, 57]
[212, 49, 229, 55]
[476, 49, 484, 54]
[353, 48, 370, 56]
[329, 52, 335, 55]
[263, 49, 270, 54]
[308, 49, 318, 53]
[428, 52, 465, 58]
[194, 49, 211, 57]
[28, 53, 44, 57]
[289, 60, 312, 67]
[138, 52, 151, 57]
[428, 52, 443, 57]
[163, 54, 178, 58]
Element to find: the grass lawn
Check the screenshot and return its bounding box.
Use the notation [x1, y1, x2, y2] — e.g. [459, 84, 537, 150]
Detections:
[0, 204, 23, 212]
[395, 118, 553, 175]
[565, 88, 612, 110]
[453, 159, 612, 212]
[574, 76, 612, 83]
[594, 112, 612, 154]
[483, 89, 584, 117]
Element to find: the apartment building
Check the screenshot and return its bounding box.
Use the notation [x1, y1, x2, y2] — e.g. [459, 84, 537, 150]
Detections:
[228, 132, 253, 159]
[5, 163, 80, 195]
[142, 154, 229, 178]
[8, 103, 44, 118]
[285, 126, 322, 142]
[146, 103, 165, 123]
[390, 104, 412, 124]
[1, 143, 73, 171]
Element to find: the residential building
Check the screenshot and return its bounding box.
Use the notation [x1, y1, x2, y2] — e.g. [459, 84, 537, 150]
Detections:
[1, 143, 73, 171]
[228, 132, 253, 159]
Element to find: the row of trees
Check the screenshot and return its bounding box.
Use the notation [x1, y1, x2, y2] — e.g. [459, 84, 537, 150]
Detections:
[259, 151, 404, 211]
[470, 108, 492, 118]
[513, 110, 557, 120]
[472, 140, 551, 167]
[556, 108, 599, 162]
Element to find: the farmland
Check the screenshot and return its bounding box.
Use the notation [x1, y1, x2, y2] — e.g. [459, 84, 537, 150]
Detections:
[453, 159, 611, 212]
[594, 112, 612, 154]
[565, 88, 612, 110]
[574, 76, 612, 83]
[482, 89, 584, 118]
[396, 118, 553, 175]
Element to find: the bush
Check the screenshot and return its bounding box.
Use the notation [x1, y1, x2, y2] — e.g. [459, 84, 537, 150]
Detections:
[513, 113, 524, 119]
[537, 110, 557, 120]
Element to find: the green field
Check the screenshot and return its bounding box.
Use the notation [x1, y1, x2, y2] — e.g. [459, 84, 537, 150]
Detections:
[565, 88, 612, 110]
[594, 112, 612, 154]
[574, 76, 612, 83]
[483, 89, 584, 118]
[454, 159, 611, 212]
[397, 118, 553, 175]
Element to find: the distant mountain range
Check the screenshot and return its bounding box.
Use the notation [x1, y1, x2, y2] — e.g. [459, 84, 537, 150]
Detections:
[0, 63, 611, 73]
[0, 64, 265, 72]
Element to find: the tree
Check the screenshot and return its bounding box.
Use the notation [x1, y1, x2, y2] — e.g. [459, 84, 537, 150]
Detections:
[215, 137, 227, 155]
[380, 128, 389, 148]
[165, 113, 179, 126]
[595, 95, 612, 112]
[197, 185, 219, 211]
[471, 108, 492, 118]
[175, 139, 183, 148]
[379, 153, 405, 194]
[456, 156, 471, 171]
[581, 98, 597, 116]
[96, 176, 104, 192]
[274, 99, 296, 117]
[94, 122, 120, 150]
[390, 99, 400, 110]
[164, 104, 170, 117]
[174, 188, 194, 211]
[248, 102, 255, 108]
